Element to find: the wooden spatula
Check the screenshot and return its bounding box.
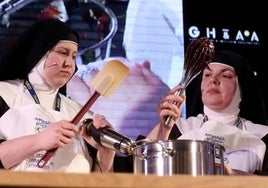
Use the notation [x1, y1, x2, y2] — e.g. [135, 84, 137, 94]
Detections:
[37, 59, 130, 168]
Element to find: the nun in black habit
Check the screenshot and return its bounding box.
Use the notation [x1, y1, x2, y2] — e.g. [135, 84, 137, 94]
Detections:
[0, 19, 115, 173]
[148, 50, 268, 175]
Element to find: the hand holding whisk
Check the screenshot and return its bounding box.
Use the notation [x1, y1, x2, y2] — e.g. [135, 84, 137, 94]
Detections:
[165, 37, 215, 127]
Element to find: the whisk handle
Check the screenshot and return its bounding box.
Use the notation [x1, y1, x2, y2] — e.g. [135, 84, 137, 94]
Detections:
[164, 88, 184, 127]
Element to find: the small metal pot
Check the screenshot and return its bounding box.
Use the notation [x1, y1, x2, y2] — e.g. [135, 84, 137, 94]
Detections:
[131, 139, 225, 176]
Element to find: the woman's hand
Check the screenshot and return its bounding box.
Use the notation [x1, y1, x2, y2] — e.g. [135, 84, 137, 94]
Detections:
[157, 85, 185, 128]
[38, 120, 79, 150]
[80, 114, 112, 146]
[147, 85, 185, 140]
[80, 114, 115, 172]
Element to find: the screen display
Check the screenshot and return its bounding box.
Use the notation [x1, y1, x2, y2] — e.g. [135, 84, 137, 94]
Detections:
[67, 0, 267, 140]
[0, 0, 266, 141]
[67, 0, 185, 140]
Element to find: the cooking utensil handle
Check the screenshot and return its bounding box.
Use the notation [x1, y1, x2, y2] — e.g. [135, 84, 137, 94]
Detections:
[71, 91, 100, 124]
[37, 148, 57, 168]
[37, 91, 101, 168]
[164, 88, 184, 127]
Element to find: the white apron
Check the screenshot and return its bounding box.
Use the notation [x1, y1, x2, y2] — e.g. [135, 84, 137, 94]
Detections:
[0, 83, 92, 173]
[178, 120, 266, 173]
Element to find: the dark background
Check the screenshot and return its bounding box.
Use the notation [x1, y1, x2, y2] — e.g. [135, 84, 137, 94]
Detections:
[183, 0, 267, 119]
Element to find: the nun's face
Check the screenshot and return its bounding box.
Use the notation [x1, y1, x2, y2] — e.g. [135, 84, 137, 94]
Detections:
[43, 41, 78, 89]
[201, 63, 237, 111]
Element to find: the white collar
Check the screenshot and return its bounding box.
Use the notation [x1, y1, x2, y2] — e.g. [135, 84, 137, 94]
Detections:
[203, 78, 241, 125]
[28, 54, 58, 93]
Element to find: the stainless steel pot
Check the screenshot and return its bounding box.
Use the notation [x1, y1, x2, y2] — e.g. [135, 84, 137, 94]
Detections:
[131, 139, 225, 176]
[81, 120, 225, 176]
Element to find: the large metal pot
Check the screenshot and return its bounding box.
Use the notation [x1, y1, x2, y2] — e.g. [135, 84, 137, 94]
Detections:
[81, 119, 225, 176]
[131, 139, 225, 176]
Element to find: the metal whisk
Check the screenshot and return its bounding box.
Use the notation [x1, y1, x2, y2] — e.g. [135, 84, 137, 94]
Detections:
[165, 37, 215, 126]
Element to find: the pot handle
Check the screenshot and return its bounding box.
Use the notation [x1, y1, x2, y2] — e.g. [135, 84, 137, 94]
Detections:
[131, 139, 175, 159]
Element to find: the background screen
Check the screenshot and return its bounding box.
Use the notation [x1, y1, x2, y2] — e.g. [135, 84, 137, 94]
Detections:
[0, 0, 266, 141]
